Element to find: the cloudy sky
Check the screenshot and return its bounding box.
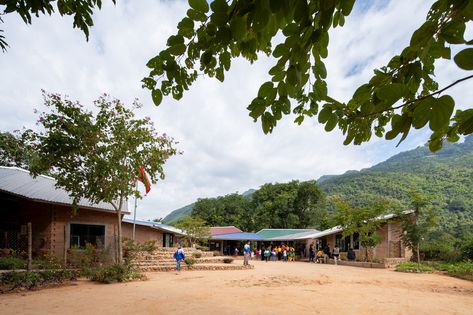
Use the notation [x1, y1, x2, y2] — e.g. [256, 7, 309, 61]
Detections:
[1, 0, 471, 220]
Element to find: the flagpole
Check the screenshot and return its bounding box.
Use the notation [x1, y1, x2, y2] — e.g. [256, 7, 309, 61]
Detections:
[132, 180, 138, 241]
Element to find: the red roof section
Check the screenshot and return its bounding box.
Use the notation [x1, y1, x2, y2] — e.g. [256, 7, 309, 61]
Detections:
[210, 226, 242, 236]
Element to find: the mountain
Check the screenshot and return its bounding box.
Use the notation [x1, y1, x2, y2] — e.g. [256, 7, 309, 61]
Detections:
[163, 135, 473, 225]
[319, 135, 473, 210]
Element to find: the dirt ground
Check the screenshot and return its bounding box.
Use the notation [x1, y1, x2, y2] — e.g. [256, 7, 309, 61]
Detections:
[0, 260, 472, 315]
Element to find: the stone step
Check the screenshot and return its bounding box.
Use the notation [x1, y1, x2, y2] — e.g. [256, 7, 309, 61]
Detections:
[138, 263, 254, 272]
[132, 257, 228, 266]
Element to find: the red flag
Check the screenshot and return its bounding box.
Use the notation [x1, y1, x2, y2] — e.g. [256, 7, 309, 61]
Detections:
[137, 165, 151, 195]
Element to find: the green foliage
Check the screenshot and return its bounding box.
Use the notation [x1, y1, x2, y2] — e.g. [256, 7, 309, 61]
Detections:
[332, 196, 394, 261]
[251, 180, 326, 230]
[192, 193, 253, 230]
[173, 216, 210, 246]
[420, 233, 461, 262]
[89, 263, 144, 284]
[144, 0, 473, 151]
[0, 130, 35, 169]
[396, 262, 434, 273]
[67, 243, 111, 276]
[0, 256, 26, 270]
[184, 257, 196, 266]
[192, 252, 202, 258]
[400, 193, 438, 263]
[432, 261, 473, 281]
[461, 237, 473, 260]
[223, 258, 233, 264]
[0, 270, 79, 292]
[0, 0, 115, 51]
[28, 92, 177, 262]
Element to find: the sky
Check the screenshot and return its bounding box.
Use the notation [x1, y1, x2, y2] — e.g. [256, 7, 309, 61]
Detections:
[0, 0, 471, 221]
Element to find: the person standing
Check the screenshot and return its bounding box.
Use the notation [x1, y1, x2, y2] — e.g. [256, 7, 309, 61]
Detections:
[309, 244, 315, 263]
[333, 245, 340, 265]
[173, 244, 185, 272]
[243, 241, 251, 266]
[347, 247, 356, 261]
[323, 245, 331, 264]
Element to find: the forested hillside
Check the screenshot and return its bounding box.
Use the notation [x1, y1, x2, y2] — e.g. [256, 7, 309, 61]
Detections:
[163, 135, 473, 231]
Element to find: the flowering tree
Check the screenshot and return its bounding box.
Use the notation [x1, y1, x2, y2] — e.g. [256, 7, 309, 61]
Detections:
[30, 92, 178, 262]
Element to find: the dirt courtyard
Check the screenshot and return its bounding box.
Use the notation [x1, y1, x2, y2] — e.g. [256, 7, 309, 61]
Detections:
[0, 260, 472, 315]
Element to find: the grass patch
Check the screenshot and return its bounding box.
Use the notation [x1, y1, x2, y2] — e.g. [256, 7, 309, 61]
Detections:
[432, 261, 473, 281]
[396, 262, 434, 273]
[0, 256, 26, 270]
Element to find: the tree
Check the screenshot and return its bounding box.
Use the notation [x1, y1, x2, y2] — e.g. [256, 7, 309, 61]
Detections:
[400, 193, 438, 266]
[332, 196, 394, 261]
[0, 0, 114, 51]
[29, 92, 177, 263]
[192, 193, 252, 230]
[251, 180, 325, 230]
[173, 216, 210, 246]
[144, 0, 473, 152]
[0, 130, 34, 169]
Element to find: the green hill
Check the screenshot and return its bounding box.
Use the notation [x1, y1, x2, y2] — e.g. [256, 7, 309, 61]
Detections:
[163, 135, 473, 225]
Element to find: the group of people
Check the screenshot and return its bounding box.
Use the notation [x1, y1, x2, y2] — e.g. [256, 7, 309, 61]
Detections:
[260, 244, 296, 262]
[308, 244, 357, 264]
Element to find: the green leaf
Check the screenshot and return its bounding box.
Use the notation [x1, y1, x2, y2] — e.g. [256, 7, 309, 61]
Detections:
[220, 51, 231, 71]
[167, 44, 186, 55]
[318, 107, 332, 123]
[455, 109, 473, 134]
[429, 95, 454, 131]
[258, 81, 276, 100]
[454, 48, 473, 70]
[340, 0, 356, 16]
[412, 97, 434, 129]
[167, 35, 184, 47]
[325, 114, 338, 131]
[152, 89, 163, 106]
[189, 0, 209, 13]
[440, 20, 465, 44]
[230, 16, 247, 40]
[410, 20, 436, 47]
[187, 9, 207, 22]
[210, 0, 228, 13]
[273, 44, 289, 58]
[375, 83, 408, 105]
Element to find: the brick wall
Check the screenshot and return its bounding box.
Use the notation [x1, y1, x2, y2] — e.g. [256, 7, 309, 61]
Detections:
[122, 222, 164, 246]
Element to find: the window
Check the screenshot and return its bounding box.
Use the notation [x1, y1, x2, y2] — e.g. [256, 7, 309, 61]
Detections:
[163, 233, 174, 247]
[70, 224, 105, 248]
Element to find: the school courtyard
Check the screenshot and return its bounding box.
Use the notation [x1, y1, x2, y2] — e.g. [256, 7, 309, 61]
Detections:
[0, 260, 471, 315]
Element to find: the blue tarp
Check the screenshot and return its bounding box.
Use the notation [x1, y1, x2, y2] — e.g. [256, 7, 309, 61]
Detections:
[210, 232, 262, 241]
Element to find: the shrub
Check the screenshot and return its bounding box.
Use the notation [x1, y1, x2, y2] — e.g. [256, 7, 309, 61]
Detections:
[461, 238, 473, 260]
[433, 261, 473, 281]
[0, 256, 26, 270]
[223, 258, 233, 264]
[192, 252, 202, 258]
[396, 262, 433, 273]
[0, 269, 79, 292]
[89, 263, 144, 284]
[212, 251, 220, 257]
[140, 240, 157, 253]
[184, 258, 196, 266]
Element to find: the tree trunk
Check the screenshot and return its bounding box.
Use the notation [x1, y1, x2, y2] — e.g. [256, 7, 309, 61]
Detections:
[116, 208, 123, 264]
[416, 243, 421, 268]
[365, 247, 369, 262]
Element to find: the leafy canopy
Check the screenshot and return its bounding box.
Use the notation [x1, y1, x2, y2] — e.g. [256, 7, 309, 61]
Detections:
[29, 92, 178, 210]
[144, 0, 473, 152]
[174, 216, 210, 246]
[0, 130, 35, 169]
[0, 0, 115, 51]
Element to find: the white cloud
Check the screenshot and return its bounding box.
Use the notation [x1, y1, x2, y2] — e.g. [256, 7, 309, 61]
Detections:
[0, 0, 467, 220]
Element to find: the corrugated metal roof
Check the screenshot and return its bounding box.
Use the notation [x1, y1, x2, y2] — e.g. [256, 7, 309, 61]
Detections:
[256, 229, 318, 240]
[210, 226, 242, 236]
[122, 218, 184, 235]
[0, 166, 129, 214]
[210, 232, 262, 241]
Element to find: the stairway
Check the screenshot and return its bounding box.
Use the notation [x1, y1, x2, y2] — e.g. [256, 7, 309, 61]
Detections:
[131, 247, 254, 272]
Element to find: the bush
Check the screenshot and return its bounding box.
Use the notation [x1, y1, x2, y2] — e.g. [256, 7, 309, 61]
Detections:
[140, 240, 157, 253]
[0, 269, 79, 292]
[89, 263, 144, 284]
[192, 252, 202, 258]
[420, 234, 461, 262]
[396, 262, 434, 273]
[223, 258, 233, 264]
[0, 256, 26, 270]
[461, 238, 473, 260]
[213, 251, 220, 257]
[184, 258, 196, 266]
[433, 261, 473, 281]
